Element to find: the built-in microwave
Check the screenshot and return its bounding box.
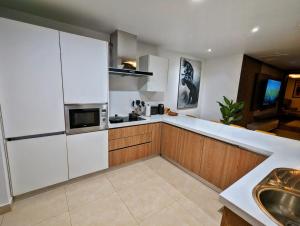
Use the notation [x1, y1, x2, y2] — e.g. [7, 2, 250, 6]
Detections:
[65, 103, 108, 135]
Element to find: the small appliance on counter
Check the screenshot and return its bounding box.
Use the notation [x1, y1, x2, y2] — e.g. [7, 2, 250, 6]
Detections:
[158, 104, 164, 114]
[150, 103, 165, 115]
[145, 104, 151, 117]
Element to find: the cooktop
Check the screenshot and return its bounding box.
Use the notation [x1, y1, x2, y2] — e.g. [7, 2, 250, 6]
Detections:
[109, 116, 146, 124]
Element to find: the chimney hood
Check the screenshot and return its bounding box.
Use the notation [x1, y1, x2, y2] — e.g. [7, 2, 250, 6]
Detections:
[109, 30, 153, 77]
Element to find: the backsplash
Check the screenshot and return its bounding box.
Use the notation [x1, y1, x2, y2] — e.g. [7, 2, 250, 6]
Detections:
[109, 91, 164, 116]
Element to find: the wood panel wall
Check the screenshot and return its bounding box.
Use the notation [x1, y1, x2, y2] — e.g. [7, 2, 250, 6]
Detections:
[236, 55, 287, 127]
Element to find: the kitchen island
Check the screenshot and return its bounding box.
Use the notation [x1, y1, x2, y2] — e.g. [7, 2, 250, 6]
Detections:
[109, 114, 300, 226]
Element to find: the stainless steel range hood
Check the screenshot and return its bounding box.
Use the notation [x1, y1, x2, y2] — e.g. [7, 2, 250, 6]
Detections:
[109, 30, 153, 77]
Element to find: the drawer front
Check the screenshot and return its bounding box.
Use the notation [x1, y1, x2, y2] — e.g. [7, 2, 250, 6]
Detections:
[109, 132, 152, 151]
[109, 124, 150, 140]
[109, 142, 151, 167]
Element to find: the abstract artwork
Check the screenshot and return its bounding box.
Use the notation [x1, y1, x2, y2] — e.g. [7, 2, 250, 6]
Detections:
[177, 57, 201, 109]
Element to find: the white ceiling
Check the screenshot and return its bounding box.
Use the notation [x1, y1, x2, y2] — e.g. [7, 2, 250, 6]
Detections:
[1, 0, 300, 70]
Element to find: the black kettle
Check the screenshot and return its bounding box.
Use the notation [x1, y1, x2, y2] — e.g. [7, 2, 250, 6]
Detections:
[158, 104, 164, 115]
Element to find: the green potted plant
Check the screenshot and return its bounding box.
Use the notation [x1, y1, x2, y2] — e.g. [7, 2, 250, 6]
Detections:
[217, 96, 244, 125]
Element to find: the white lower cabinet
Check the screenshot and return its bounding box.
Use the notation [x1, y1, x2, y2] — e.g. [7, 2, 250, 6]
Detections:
[67, 131, 108, 179]
[7, 134, 68, 196]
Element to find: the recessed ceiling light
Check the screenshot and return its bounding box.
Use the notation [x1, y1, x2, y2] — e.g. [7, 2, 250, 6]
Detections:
[191, 0, 205, 2]
[207, 48, 212, 52]
[251, 26, 260, 33]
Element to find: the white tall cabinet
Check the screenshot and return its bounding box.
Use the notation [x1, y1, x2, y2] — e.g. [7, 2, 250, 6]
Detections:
[0, 18, 68, 195]
[60, 32, 108, 104]
[0, 18, 65, 138]
[139, 55, 169, 92]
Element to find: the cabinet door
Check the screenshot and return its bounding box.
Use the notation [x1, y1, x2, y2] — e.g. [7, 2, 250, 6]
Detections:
[0, 18, 65, 138]
[199, 137, 228, 188]
[221, 147, 266, 189]
[161, 124, 182, 162]
[67, 131, 108, 179]
[179, 130, 204, 174]
[139, 55, 169, 92]
[7, 135, 68, 196]
[149, 123, 161, 155]
[60, 32, 108, 104]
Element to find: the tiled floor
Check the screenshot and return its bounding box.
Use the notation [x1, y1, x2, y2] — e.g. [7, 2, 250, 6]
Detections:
[0, 156, 223, 226]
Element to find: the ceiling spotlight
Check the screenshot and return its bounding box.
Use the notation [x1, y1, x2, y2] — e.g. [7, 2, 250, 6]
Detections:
[207, 48, 212, 52]
[289, 74, 300, 79]
[251, 26, 260, 33]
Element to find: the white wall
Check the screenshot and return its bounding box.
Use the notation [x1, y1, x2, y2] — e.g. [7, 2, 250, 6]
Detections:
[0, 108, 11, 207]
[109, 44, 203, 116]
[199, 54, 243, 121]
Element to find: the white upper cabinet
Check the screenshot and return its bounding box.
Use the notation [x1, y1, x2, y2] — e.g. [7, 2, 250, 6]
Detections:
[139, 55, 169, 92]
[60, 32, 108, 104]
[0, 18, 65, 138]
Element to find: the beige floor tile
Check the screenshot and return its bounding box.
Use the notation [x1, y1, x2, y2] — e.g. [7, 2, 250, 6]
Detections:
[140, 202, 200, 226]
[143, 156, 171, 171]
[2, 188, 68, 226]
[0, 215, 3, 225]
[183, 188, 223, 220]
[33, 212, 71, 226]
[105, 162, 157, 191]
[148, 176, 186, 201]
[65, 174, 115, 211]
[177, 195, 220, 226]
[118, 177, 175, 222]
[69, 193, 137, 226]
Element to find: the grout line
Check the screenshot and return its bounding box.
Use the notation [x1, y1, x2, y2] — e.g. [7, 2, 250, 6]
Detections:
[104, 174, 139, 225]
[63, 185, 73, 226]
[67, 211, 73, 226]
[114, 191, 140, 226]
[63, 186, 71, 213]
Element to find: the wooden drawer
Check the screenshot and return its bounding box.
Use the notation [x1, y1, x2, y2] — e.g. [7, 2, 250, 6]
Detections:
[109, 132, 152, 151]
[109, 142, 151, 167]
[109, 124, 150, 140]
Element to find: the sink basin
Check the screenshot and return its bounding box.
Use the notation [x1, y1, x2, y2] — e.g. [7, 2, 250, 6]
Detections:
[259, 189, 300, 225]
[254, 168, 300, 226]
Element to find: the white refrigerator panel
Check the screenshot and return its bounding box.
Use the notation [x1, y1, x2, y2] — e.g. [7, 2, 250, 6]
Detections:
[60, 32, 108, 104]
[0, 18, 65, 138]
[7, 134, 68, 196]
[67, 131, 108, 179]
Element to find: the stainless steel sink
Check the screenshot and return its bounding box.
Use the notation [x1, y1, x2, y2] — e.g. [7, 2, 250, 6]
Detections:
[253, 168, 300, 226]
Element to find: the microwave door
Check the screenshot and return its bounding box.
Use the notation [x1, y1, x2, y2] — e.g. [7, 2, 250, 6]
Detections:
[69, 109, 100, 129]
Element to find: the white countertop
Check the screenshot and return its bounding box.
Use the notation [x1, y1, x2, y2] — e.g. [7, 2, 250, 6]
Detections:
[109, 114, 300, 226]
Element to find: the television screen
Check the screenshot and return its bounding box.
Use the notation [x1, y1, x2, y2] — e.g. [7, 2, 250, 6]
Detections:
[262, 79, 282, 106]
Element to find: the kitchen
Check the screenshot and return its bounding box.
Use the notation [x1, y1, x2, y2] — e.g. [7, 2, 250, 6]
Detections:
[0, 1, 300, 226]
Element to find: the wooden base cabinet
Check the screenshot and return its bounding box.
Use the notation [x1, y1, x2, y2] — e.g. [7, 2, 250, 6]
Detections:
[109, 143, 151, 167]
[200, 138, 266, 189]
[161, 123, 267, 190]
[221, 207, 251, 226]
[109, 123, 161, 167]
